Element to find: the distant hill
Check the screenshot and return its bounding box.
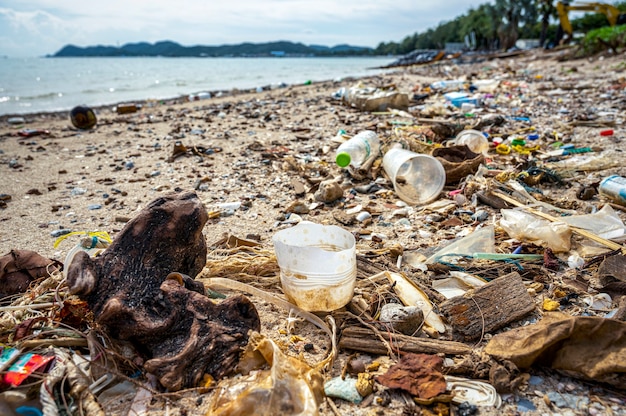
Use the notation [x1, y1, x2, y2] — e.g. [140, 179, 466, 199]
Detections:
[52, 40, 374, 57]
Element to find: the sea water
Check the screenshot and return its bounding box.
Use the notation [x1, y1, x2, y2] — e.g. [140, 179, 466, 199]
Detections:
[0, 56, 394, 115]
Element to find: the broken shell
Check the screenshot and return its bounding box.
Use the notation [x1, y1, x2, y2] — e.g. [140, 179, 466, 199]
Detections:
[356, 211, 372, 222]
[445, 375, 502, 407]
[346, 204, 363, 215]
[286, 201, 310, 214]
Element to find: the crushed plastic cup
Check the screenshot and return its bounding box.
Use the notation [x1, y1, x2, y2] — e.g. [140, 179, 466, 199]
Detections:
[382, 147, 445, 205]
[272, 221, 356, 312]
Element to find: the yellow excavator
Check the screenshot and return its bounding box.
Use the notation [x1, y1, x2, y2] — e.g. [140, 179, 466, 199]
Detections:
[556, 1, 626, 43]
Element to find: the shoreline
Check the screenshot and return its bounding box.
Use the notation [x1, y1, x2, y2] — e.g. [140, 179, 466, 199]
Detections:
[0, 73, 385, 123]
[1, 56, 395, 120]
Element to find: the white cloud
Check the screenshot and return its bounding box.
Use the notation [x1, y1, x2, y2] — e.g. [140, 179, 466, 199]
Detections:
[0, 1, 489, 57]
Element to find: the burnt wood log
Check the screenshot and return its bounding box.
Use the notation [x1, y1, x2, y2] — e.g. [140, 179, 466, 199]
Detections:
[66, 192, 260, 390]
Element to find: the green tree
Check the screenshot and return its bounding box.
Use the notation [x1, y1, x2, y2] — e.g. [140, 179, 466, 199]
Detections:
[494, 0, 538, 49]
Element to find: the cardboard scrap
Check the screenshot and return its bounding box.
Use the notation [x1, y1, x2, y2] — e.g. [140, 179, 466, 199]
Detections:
[375, 353, 447, 400]
[485, 312, 626, 389]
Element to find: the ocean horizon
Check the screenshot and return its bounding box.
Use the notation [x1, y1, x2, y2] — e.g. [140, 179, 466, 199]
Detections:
[0, 56, 395, 116]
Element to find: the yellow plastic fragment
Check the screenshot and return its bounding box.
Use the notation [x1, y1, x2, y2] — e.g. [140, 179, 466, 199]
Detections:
[543, 299, 561, 311]
[496, 144, 511, 155]
[53, 230, 112, 248]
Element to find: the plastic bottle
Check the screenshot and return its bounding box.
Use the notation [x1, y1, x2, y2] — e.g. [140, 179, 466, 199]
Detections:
[335, 131, 380, 168]
[599, 175, 626, 206]
[429, 80, 466, 92]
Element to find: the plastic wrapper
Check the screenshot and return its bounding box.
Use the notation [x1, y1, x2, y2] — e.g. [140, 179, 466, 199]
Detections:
[560, 204, 626, 241]
[485, 312, 626, 389]
[342, 84, 409, 112]
[500, 209, 572, 252]
[425, 225, 495, 264]
[209, 332, 324, 416]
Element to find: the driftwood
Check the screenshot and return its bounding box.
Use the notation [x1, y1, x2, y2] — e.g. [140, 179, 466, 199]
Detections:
[66, 192, 260, 391]
[339, 326, 471, 356]
[439, 272, 535, 341]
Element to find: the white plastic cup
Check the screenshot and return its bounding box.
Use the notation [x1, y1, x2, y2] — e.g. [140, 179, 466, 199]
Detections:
[453, 129, 489, 155]
[383, 147, 446, 205]
[272, 222, 356, 312]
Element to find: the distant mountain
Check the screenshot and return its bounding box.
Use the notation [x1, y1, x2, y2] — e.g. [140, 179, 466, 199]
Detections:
[52, 40, 374, 57]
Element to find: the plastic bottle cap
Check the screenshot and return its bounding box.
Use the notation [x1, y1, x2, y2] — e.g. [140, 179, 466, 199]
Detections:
[336, 152, 351, 167]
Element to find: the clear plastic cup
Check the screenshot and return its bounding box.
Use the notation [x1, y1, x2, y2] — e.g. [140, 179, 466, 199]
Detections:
[272, 222, 356, 312]
[453, 129, 489, 155]
[382, 147, 446, 205]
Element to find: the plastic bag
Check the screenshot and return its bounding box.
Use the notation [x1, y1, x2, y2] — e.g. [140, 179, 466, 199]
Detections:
[425, 225, 495, 264]
[209, 332, 324, 416]
[500, 209, 571, 252]
[560, 204, 626, 241]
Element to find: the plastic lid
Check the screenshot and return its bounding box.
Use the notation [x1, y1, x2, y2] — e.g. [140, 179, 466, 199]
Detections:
[336, 152, 351, 167]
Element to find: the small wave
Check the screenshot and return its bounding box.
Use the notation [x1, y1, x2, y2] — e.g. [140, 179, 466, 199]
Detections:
[18, 92, 63, 100]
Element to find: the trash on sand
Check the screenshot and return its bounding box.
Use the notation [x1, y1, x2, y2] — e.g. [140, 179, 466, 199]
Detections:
[209, 332, 324, 416]
[273, 221, 356, 312]
[485, 312, 626, 389]
[382, 145, 446, 206]
[426, 225, 495, 264]
[432, 271, 488, 299]
[3, 352, 54, 387]
[432, 145, 484, 185]
[445, 375, 502, 407]
[500, 209, 572, 252]
[335, 130, 380, 169]
[0, 250, 62, 297]
[17, 128, 50, 137]
[376, 353, 447, 400]
[559, 204, 626, 240]
[69, 105, 97, 130]
[599, 175, 626, 207]
[340, 83, 409, 112]
[115, 103, 140, 114]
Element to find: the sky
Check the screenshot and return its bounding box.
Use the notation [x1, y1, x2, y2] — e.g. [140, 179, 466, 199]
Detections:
[0, 1, 491, 58]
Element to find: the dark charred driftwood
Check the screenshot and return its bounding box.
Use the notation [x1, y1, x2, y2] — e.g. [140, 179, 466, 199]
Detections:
[67, 192, 260, 391]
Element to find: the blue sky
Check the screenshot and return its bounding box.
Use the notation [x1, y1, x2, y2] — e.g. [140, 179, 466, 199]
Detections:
[0, 1, 491, 57]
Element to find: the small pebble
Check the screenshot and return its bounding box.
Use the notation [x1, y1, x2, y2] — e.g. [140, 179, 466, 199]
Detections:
[324, 376, 363, 404]
[379, 303, 423, 335]
[471, 210, 489, 222]
[50, 229, 72, 238]
[314, 179, 343, 203]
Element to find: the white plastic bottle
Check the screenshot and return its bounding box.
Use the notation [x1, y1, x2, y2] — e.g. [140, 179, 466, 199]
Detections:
[335, 131, 381, 168]
[429, 80, 466, 92]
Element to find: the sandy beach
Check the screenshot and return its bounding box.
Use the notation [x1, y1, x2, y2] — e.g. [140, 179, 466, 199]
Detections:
[1, 49, 626, 415]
